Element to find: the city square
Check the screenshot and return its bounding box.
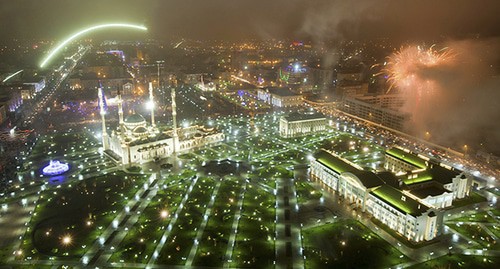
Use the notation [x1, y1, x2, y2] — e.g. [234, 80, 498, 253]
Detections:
[0, 1, 499, 268]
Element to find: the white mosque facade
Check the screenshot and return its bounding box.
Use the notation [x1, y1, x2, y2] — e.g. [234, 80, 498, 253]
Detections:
[98, 83, 224, 165]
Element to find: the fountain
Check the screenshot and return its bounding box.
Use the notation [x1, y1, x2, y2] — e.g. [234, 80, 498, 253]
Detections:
[42, 160, 70, 176]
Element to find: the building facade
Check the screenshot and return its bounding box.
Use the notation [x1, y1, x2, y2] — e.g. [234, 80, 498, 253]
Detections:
[257, 87, 303, 108]
[340, 94, 410, 131]
[279, 111, 327, 138]
[310, 149, 443, 242]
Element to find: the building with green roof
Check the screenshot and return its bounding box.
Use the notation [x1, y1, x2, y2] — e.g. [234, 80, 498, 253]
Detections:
[310, 148, 443, 242]
[368, 185, 441, 242]
[385, 147, 472, 201]
[385, 147, 427, 171]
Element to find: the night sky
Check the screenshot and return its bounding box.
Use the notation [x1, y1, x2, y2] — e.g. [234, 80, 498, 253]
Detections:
[1, 0, 500, 41]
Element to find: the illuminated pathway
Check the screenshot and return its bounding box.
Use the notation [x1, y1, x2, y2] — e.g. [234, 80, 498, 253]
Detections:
[275, 177, 305, 269]
[223, 181, 248, 267]
[185, 179, 223, 266]
[82, 173, 158, 266]
[147, 175, 200, 267]
[92, 174, 168, 265]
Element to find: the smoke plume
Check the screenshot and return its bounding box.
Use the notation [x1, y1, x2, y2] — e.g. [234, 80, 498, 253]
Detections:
[402, 38, 500, 154]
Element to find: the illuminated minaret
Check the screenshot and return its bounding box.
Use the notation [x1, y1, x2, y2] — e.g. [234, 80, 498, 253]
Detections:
[148, 82, 156, 127]
[117, 88, 124, 132]
[98, 88, 109, 150]
[171, 87, 179, 152]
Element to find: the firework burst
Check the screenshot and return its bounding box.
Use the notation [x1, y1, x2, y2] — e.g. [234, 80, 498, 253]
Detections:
[377, 45, 455, 123]
[383, 45, 455, 94]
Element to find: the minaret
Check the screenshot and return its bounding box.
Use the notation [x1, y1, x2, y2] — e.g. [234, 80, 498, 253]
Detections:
[98, 88, 109, 150]
[117, 88, 124, 132]
[148, 82, 156, 127]
[171, 87, 179, 152]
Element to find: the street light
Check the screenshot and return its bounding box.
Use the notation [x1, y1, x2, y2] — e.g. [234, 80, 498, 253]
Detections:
[160, 210, 169, 219]
[62, 235, 72, 246]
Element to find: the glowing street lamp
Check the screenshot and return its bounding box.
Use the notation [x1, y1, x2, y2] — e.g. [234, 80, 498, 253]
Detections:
[62, 235, 72, 246]
[160, 210, 169, 219]
[146, 100, 155, 110]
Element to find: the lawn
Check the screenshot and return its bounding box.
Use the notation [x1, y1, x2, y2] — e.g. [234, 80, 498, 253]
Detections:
[229, 184, 276, 268]
[155, 177, 216, 265]
[108, 180, 187, 264]
[447, 223, 498, 250]
[451, 192, 488, 208]
[19, 172, 147, 260]
[192, 178, 242, 267]
[447, 212, 497, 223]
[302, 219, 410, 269]
[407, 254, 499, 269]
[295, 180, 322, 204]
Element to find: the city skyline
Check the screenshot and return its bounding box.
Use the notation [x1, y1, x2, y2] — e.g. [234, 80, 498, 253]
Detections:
[0, 2, 499, 269]
[1, 0, 500, 41]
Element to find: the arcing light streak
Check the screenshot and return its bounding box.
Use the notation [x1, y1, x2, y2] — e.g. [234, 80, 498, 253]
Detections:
[174, 41, 184, 49]
[2, 69, 23, 83]
[231, 75, 251, 84]
[40, 23, 147, 68]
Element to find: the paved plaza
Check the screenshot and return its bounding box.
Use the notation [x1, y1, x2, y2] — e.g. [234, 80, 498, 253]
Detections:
[0, 111, 498, 269]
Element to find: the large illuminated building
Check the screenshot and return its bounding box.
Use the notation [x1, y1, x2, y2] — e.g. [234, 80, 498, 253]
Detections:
[257, 87, 303, 108]
[279, 110, 327, 138]
[384, 147, 472, 204]
[310, 147, 472, 242]
[99, 83, 224, 165]
[339, 94, 410, 131]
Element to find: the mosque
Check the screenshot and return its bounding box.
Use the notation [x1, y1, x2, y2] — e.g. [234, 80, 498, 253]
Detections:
[98, 82, 224, 165]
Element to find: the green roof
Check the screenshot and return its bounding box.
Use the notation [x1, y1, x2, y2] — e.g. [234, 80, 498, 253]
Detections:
[400, 165, 460, 186]
[349, 170, 385, 189]
[386, 148, 426, 169]
[371, 185, 429, 216]
[315, 150, 357, 174]
[402, 170, 433, 185]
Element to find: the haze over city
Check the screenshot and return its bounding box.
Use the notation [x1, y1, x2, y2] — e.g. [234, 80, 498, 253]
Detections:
[0, 1, 498, 269]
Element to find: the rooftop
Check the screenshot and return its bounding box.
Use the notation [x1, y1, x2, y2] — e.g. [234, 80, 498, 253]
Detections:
[402, 165, 461, 186]
[315, 149, 358, 175]
[266, 87, 300, 97]
[386, 148, 427, 169]
[376, 171, 406, 189]
[283, 111, 325, 122]
[129, 133, 172, 146]
[349, 170, 385, 189]
[124, 113, 146, 124]
[371, 185, 429, 216]
[411, 185, 451, 199]
[428, 165, 461, 185]
[402, 170, 433, 185]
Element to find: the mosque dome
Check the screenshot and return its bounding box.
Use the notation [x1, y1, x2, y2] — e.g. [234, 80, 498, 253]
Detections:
[124, 113, 147, 130]
[125, 113, 146, 124]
